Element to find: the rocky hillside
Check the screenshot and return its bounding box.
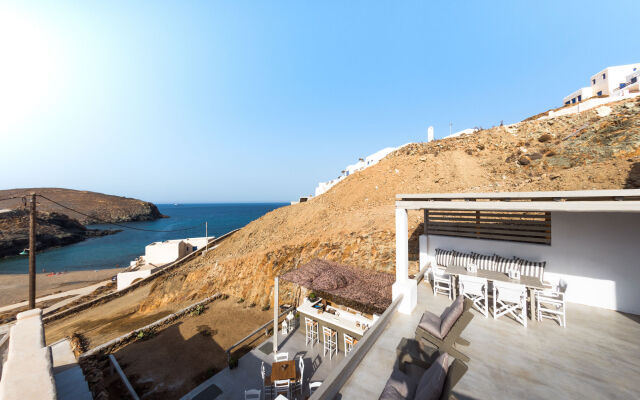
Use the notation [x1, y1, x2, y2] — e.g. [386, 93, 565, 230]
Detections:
[138, 97, 640, 313]
[0, 188, 164, 225]
[0, 188, 165, 258]
[0, 210, 120, 258]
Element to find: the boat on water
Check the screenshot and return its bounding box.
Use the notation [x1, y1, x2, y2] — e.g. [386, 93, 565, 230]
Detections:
[19, 249, 29, 256]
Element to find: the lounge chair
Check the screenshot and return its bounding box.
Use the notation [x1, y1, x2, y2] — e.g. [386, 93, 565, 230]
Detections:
[378, 338, 467, 400]
[414, 295, 474, 362]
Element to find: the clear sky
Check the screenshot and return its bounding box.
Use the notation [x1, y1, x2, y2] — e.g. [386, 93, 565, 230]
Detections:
[1, 1, 639, 203]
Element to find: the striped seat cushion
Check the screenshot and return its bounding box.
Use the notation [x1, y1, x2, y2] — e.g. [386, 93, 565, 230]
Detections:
[451, 252, 474, 268]
[472, 253, 496, 271]
[435, 248, 455, 267]
[517, 258, 546, 280]
[494, 255, 519, 273]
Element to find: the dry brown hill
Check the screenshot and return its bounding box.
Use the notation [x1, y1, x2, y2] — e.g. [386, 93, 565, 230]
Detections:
[0, 188, 164, 225]
[135, 98, 640, 312]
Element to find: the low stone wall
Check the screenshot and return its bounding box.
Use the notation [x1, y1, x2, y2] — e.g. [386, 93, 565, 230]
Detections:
[43, 229, 239, 325]
[0, 309, 56, 400]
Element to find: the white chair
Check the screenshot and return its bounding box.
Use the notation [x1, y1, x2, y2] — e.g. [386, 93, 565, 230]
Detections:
[344, 334, 355, 356]
[458, 275, 489, 317]
[281, 320, 288, 335]
[274, 352, 289, 362]
[296, 356, 305, 395]
[536, 280, 567, 327]
[261, 362, 273, 399]
[309, 381, 322, 395]
[432, 266, 452, 299]
[322, 326, 337, 360]
[273, 379, 290, 398]
[305, 317, 318, 346]
[492, 281, 528, 327]
[244, 389, 261, 400]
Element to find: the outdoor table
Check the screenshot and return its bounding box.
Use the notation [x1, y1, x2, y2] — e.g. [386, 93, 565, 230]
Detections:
[271, 360, 298, 383]
[444, 265, 546, 320]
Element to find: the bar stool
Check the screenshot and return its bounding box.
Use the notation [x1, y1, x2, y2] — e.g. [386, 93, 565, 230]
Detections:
[344, 334, 354, 356]
[305, 317, 318, 346]
[323, 326, 337, 360]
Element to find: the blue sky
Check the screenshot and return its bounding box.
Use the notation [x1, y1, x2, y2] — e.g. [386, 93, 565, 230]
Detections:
[1, 1, 639, 203]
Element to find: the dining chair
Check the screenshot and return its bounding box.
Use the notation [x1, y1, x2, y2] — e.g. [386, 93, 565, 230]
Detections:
[493, 280, 528, 327]
[458, 275, 489, 317]
[273, 379, 290, 398]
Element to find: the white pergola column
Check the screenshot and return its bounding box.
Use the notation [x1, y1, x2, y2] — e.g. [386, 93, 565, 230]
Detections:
[273, 277, 279, 353]
[392, 207, 417, 314]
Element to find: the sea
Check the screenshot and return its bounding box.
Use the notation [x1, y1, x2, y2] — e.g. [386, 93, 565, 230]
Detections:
[0, 203, 285, 274]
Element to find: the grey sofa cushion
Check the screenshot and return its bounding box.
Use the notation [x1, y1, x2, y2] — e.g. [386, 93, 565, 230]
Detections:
[378, 367, 419, 400]
[439, 295, 464, 338]
[418, 311, 443, 339]
[414, 353, 449, 400]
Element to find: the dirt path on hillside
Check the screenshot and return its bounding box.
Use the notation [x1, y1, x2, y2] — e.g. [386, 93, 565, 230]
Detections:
[112, 297, 272, 399]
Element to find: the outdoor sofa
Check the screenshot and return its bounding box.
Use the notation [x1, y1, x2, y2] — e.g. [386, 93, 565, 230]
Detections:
[378, 338, 467, 400]
[414, 295, 474, 362]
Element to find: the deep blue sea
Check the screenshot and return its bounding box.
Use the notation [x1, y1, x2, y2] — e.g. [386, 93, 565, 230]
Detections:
[0, 203, 285, 274]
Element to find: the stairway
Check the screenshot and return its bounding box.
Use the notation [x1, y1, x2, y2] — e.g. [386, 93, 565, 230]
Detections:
[50, 339, 92, 400]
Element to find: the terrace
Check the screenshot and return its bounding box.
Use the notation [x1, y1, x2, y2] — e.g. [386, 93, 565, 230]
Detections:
[185, 189, 640, 399]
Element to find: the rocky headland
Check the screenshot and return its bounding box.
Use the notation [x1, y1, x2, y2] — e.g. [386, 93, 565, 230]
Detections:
[0, 188, 165, 258]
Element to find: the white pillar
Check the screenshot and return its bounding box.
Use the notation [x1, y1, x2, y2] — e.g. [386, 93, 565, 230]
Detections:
[395, 208, 409, 284]
[427, 126, 434, 142]
[419, 234, 428, 271]
[392, 208, 417, 314]
[273, 277, 279, 353]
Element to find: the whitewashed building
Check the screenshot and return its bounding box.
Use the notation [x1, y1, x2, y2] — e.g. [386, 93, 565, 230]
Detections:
[314, 145, 409, 197]
[117, 236, 212, 290]
[563, 63, 640, 105]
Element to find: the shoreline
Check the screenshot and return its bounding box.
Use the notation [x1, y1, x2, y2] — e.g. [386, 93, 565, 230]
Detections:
[0, 267, 125, 307]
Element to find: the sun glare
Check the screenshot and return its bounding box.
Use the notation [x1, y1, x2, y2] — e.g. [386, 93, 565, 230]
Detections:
[0, 6, 63, 132]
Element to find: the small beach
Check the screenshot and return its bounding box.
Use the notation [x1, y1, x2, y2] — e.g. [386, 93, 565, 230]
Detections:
[0, 268, 122, 306]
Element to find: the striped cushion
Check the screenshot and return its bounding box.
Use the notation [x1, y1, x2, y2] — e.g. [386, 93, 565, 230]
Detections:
[452, 252, 474, 268]
[494, 255, 519, 273]
[435, 249, 455, 267]
[472, 253, 496, 271]
[517, 258, 546, 280]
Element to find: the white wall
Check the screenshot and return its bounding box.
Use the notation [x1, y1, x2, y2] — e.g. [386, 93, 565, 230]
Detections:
[0, 309, 56, 400]
[117, 269, 154, 290]
[563, 87, 593, 105]
[543, 92, 640, 119]
[426, 212, 640, 315]
[144, 240, 191, 265]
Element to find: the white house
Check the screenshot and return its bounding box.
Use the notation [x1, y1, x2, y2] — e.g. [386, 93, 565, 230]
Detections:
[563, 87, 593, 105]
[590, 63, 640, 97]
[613, 69, 640, 96]
[314, 144, 409, 197]
[117, 236, 212, 290]
[562, 63, 640, 105]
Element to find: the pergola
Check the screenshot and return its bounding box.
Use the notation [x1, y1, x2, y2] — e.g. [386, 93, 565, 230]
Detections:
[392, 189, 640, 314]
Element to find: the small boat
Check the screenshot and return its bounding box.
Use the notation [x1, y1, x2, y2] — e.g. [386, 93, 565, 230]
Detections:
[19, 249, 29, 256]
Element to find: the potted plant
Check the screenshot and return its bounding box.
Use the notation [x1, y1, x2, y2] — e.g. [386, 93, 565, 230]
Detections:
[308, 292, 317, 302]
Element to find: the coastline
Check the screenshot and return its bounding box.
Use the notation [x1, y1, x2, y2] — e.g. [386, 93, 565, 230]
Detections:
[0, 267, 124, 307]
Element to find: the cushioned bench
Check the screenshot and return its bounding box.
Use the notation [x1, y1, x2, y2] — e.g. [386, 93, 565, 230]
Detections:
[415, 295, 474, 362]
[378, 338, 467, 400]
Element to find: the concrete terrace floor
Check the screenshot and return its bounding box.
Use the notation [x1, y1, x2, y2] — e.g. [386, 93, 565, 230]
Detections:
[183, 325, 345, 400]
[340, 283, 640, 399]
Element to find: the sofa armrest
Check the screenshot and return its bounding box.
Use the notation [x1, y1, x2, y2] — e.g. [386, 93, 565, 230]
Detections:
[396, 338, 440, 373]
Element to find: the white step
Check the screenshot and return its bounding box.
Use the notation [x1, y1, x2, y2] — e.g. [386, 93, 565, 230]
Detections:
[50, 339, 92, 400]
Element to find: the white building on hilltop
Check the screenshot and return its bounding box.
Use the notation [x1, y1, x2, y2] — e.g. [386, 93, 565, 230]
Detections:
[563, 63, 640, 105]
[314, 144, 409, 197]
